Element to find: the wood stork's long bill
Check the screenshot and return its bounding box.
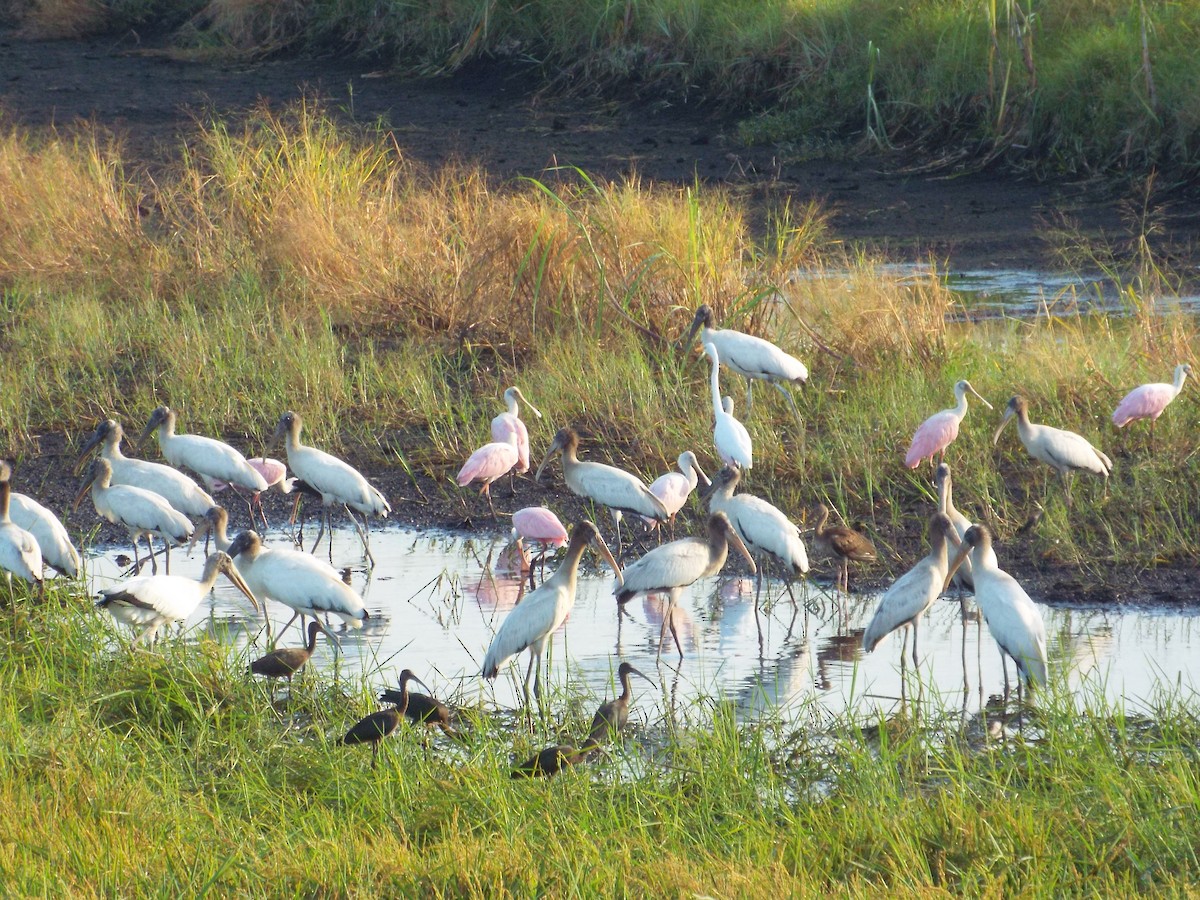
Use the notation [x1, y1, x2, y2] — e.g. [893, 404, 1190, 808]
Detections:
[74, 419, 120, 473]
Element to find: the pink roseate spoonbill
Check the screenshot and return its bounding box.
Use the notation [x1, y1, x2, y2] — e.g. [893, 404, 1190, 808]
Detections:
[680, 303, 808, 419]
[615, 512, 756, 659]
[704, 343, 752, 470]
[76, 419, 215, 520]
[643, 451, 710, 538]
[1112, 363, 1191, 442]
[994, 396, 1112, 507]
[585, 661, 655, 749]
[270, 411, 390, 566]
[704, 465, 808, 604]
[96, 550, 258, 646]
[8, 488, 80, 579]
[482, 521, 622, 707]
[141, 406, 269, 494]
[74, 458, 193, 575]
[862, 513, 960, 668]
[812, 503, 876, 594]
[535, 428, 668, 556]
[457, 432, 519, 517]
[342, 669, 434, 767]
[945, 524, 1047, 697]
[905, 380, 992, 469]
[512, 505, 568, 587]
[0, 464, 43, 589]
[212, 457, 295, 529]
[491, 387, 542, 491]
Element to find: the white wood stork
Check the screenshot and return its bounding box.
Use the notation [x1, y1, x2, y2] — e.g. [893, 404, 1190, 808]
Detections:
[862, 513, 960, 667]
[681, 303, 808, 418]
[704, 343, 753, 469]
[76, 419, 214, 518]
[270, 411, 390, 566]
[704, 465, 807, 603]
[0, 466, 43, 589]
[945, 524, 1047, 695]
[96, 550, 258, 645]
[491, 386, 542, 484]
[74, 458, 193, 574]
[905, 379, 992, 469]
[9, 491, 80, 578]
[141, 406, 268, 495]
[615, 512, 756, 658]
[482, 521, 621, 706]
[189, 504, 235, 554]
[643, 450, 710, 536]
[993, 395, 1112, 506]
[226, 529, 368, 640]
[534, 427, 668, 555]
[934, 463, 980, 593]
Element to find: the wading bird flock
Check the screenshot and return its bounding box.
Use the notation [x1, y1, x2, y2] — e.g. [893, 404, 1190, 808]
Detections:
[0, 312, 1190, 772]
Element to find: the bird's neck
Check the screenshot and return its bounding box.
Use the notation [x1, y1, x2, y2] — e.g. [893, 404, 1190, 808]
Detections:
[709, 355, 722, 411]
[0, 480, 10, 523]
[105, 439, 127, 461]
[953, 391, 970, 418]
[1175, 368, 1189, 392]
[197, 562, 224, 594]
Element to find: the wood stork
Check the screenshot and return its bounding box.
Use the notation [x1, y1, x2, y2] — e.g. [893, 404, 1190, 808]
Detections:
[9, 490, 80, 578]
[704, 465, 808, 603]
[492, 386, 542, 491]
[341, 669, 433, 767]
[225, 529, 368, 639]
[511, 505, 568, 588]
[905, 380, 992, 469]
[379, 672, 457, 737]
[0, 467, 43, 589]
[95, 550, 258, 645]
[141, 406, 269, 494]
[862, 513, 960, 667]
[994, 395, 1112, 506]
[482, 521, 622, 706]
[270, 411, 390, 566]
[76, 419, 215, 519]
[457, 432, 519, 517]
[585, 661, 654, 748]
[615, 512, 756, 658]
[680, 303, 808, 419]
[944, 524, 1047, 695]
[644, 451, 710, 538]
[704, 343, 753, 469]
[74, 458, 193, 574]
[811, 503, 877, 593]
[511, 745, 587, 778]
[534, 428, 668, 555]
[934, 463, 980, 594]
[1112, 363, 1191, 442]
[249, 620, 336, 682]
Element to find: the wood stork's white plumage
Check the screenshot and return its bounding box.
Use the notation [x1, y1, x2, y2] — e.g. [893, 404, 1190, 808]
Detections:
[141, 406, 268, 494]
[491, 386, 541, 476]
[96, 550, 258, 645]
[862, 513, 960, 667]
[8, 491, 79, 578]
[643, 450, 710, 533]
[0, 467, 43, 588]
[681, 303, 808, 418]
[945, 524, 1047, 693]
[993, 395, 1112, 506]
[704, 465, 807, 601]
[535, 427, 668, 554]
[481, 521, 621, 705]
[226, 529, 368, 638]
[934, 462, 982, 592]
[905, 380, 992, 469]
[77, 419, 215, 518]
[704, 343, 753, 469]
[615, 512, 755, 658]
[74, 458, 193, 574]
[270, 411, 390, 565]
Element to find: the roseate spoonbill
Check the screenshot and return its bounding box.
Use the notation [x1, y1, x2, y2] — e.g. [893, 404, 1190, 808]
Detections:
[511, 745, 587, 778]
[704, 343, 752, 469]
[905, 380, 992, 469]
[379, 676, 457, 737]
[811, 503, 876, 593]
[8, 489, 79, 578]
[270, 411, 390, 566]
[249, 620, 334, 682]
[862, 513, 960, 667]
[74, 458, 193, 574]
[482, 521, 622, 706]
[0, 465, 42, 589]
[1112, 363, 1191, 441]
[705, 465, 808, 603]
[615, 512, 756, 658]
[95, 550, 258, 645]
[212, 457, 294, 529]
[512, 505, 568, 586]
[994, 396, 1112, 506]
[492, 386, 542, 490]
[457, 432, 519, 517]
[341, 669, 433, 767]
[585, 661, 654, 748]
[680, 303, 808, 418]
[643, 451, 710, 537]
[535, 428, 668, 555]
[141, 406, 269, 493]
[945, 525, 1047, 696]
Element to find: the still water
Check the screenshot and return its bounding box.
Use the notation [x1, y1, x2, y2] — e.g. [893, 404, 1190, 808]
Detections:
[83, 524, 1200, 724]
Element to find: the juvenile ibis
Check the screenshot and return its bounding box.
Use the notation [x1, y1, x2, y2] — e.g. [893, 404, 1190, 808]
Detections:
[379, 669, 457, 737]
[704, 343, 752, 470]
[1112, 363, 1190, 439]
[511, 745, 587, 778]
[0, 465, 42, 589]
[811, 503, 876, 593]
[643, 451, 710, 537]
[584, 661, 654, 748]
[457, 432, 519, 517]
[141, 406, 269, 494]
[994, 395, 1112, 506]
[905, 380, 992, 469]
[249, 620, 333, 682]
[341, 668, 433, 767]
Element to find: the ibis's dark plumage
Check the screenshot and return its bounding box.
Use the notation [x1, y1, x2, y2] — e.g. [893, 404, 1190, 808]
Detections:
[585, 662, 653, 749]
[341, 668, 432, 766]
[511, 745, 586, 778]
[250, 620, 325, 682]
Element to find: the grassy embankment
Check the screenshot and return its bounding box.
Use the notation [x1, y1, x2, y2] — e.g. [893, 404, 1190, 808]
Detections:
[7, 0, 1200, 180]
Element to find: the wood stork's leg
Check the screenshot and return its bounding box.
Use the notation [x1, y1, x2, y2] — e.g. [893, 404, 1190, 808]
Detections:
[911, 620, 920, 669]
[279, 609, 301, 642]
[344, 506, 375, 567]
[145, 533, 159, 575]
[744, 379, 754, 416]
[770, 380, 804, 426]
[309, 508, 327, 555]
